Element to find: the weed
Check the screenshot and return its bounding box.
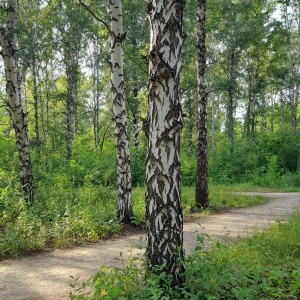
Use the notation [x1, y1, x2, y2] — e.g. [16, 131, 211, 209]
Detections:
[70, 211, 300, 299]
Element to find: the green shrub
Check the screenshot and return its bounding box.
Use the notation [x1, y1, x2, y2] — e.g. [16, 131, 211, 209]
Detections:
[71, 211, 300, 299]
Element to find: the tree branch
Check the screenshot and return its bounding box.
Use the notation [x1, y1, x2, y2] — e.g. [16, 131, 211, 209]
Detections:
[77, 0, 110, 31]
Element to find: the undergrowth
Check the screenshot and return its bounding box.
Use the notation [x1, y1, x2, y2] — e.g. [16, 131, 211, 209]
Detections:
[70, 210, 300, 299]
[0, 175, 266, 259]
[0, 134, 298, 259]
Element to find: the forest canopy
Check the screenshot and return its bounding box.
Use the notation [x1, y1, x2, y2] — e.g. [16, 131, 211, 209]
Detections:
[0, 0, 299, 189]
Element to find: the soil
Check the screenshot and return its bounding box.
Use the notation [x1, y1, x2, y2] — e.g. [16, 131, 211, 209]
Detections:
[0, 192, 299, 300]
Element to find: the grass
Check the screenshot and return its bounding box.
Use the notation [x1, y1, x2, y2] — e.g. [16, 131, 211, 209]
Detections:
[70, 210, 300, 299]
[0, 180, 269, 260]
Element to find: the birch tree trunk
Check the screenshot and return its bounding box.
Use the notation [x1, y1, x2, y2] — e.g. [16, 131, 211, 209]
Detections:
[92, 41, 101, 149]
[186, 94, 194, 157]
[195, 0, 209, 208]
[64, 36, 79, 160]
[210, 56, 216, 157]
[0, 0, 34, 203]
[284, 0, 299, 134]
[110, 0, 133, 223]
[145, 0, 186, 287]
[31, 0, 40, 150]
[244, 67, 253, 139]
[132, 83, 140, 151]
[227, 49, 235, 146]
[32, 55, 40, 150]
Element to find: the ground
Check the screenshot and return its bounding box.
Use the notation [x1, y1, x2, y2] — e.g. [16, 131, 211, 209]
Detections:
[0, 192, 299, 300]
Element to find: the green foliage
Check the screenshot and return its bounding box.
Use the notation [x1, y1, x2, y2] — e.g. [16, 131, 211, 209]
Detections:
[131, 150, 146, 187]
[70, 211, 300, 299]
[205, 130, 300, 189]
[1, 125, 299, 260]
[0, 165, 121, 259]
[70, 251, 182, 300]
[181, 185, 266, 215]
[183, 211, 300, 299]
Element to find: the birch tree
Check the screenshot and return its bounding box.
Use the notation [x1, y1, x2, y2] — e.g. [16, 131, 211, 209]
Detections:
[77, 0, 133, 222]
[145, 0, 186, 287]
[282, 0, 300, 134]
[195, 0, 209, 208]
[31, 0, 41, 150]
[110, 0, 133, 223]
[0, 0, 34, 203]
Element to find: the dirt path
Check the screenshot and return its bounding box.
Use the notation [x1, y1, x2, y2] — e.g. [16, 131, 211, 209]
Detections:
[0, 192, 299, 300]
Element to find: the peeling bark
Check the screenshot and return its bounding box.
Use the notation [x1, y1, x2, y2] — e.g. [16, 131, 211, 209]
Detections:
[110, 0, 133, 223]
[195, 0, 209, 208]
[146, 0, 186, 287]
[0, 0, 34, 203]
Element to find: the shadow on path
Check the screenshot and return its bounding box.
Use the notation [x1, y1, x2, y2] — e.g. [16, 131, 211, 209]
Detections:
[0, 192, 299, 300]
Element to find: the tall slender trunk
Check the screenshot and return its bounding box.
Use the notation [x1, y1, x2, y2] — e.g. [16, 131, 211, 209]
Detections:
[0, 0, 34, 203]
[227, 49, 235, 146]
[32, 0, 40, 150]
[284, 1, 298, 134]
[280, 89, 285, 130]
[270, 94, 275, 134]
[186, 94, 194, 157]
[244, 67, 252, 139]
[294, 2, 300, 134]
[145, 0, 186, 287]
[195, 0, 209, 208]
[73, 76, 79, 135]
[52, 97, 57, 151]
[45, 61, 50, 145]
[93, 43, 101, 149]
[65, 51, 73, 160]
[132, 83, 140, 151]
[32, 56, 40, 150]
[210, 59, 216, 157]
[250, 97, 256, 139]
[261, 92, 267, 132]
[66, 75, 73, 160]
[37, 67, 46, 144]
[64, 39, 79, 160]
[110, 0, 133, 223]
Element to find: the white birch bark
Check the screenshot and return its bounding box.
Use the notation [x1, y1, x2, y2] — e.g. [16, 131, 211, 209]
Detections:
[63, 22, 80, 160]
[284, 0, 300, 134]
[110, 0, 133, 223]
[145, 0, 186, 287]
[92, 40, 101, 149]
[133, 83, 139, 151]
[31, 0, 40, 150]
[195, 0, 209, 208]
[210, 58, 216, 157]
[0, 0, 34, 203]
